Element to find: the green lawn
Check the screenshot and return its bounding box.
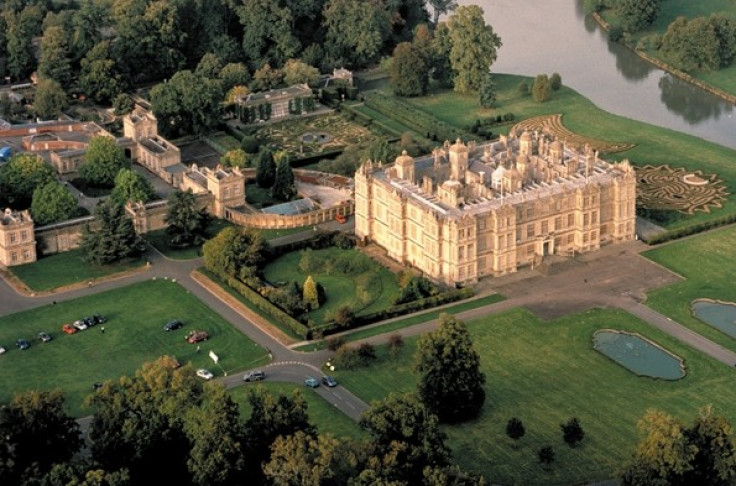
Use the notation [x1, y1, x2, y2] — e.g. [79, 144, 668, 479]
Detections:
[403, 74, 736, 230]
[263, 247, 400, 325]
[332, 307, 736, 485]
[230, 382, 365, 441]
[0, 280, 270, 416]
[10, 249, 145, 292]
[352, 104, 418, 136]
[643, 225, 736, 352]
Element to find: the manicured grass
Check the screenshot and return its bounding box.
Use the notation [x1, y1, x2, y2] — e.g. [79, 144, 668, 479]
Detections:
[352, 104, 418, 136]
[0, 280, 270, 416]
[208, 133, 241, 151]
[332, 307, 736, 485]
[643, 225, 736, 352]
[10, 249, 145, 292]
[230, 382, 365, 441]
[263, 248, 400, 325]
[294, 293, 507, 351]
[404, 74, 736, 230]
[145, 218, 233, 260]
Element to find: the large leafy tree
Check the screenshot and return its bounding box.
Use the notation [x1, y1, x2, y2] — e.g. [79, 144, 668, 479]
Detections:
[38, 25, 73, 86]
[31, 181, 77, 225]
[86, 358, 204, 485]
[415, 313, 486, 423]
[149, 70, 223, 138]
[236, 0, 300, 70]
[660, 15, 736, 72]
[80, 136, 130, 187]
[164, 189, 210, 248]
[479, 72, 496, 108]
[202, 226, 270, 281]
[110, 168, 156, 205]
[219, 62, 251, 93]
[0, 390, 82, 484]
[428, 0, 458, 25]
[620, 407, 736, 486]
[0, 152, 54, 208]
[323, 0, 391, 67]
[34, 78, 68, 120]
[447, 5, 501, 94]
[271, 155, 297, 201]
[282, 58, 320, 86]
[80, 41, 127, 104]
[69, 0, 107, 62]
[617, 0, 660, 33]
[80, 197, 145, 265]
[532, 74, 551, 103]
[5, 7, 39, 79]
[255, 149, 276, 188]
[359, 393, 450, 484]
[390, 41, 429, 97]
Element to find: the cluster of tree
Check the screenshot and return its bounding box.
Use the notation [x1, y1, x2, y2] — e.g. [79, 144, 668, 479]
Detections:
[258, 275, 326, 318]
[620, 406, 736, 485]
[0, 357, 485, 485]
[395, 270, 440, 304]
[529, 72, 562, 103]
[389, 5, 502, 97]
[254, 149, 297, 202]
[0, 152, 56, 210]
[657, 15, 736, 72]
[203, 226, 270, 284]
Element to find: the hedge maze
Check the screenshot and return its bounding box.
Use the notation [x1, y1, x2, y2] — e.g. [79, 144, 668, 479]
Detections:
[511, 114, 634, 154]
[635, 165, 729, 214]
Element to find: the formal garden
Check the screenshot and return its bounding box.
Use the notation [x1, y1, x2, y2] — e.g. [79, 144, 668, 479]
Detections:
[0, 279, 270, 416]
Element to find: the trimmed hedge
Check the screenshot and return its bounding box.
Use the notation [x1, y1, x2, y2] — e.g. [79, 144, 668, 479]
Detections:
[289, 148, 345, 168]
[310, 287, 475, 338]
[644, 212, 736, 245]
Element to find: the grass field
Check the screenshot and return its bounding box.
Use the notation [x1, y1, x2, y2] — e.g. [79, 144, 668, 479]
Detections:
[332, 307, 736, 485]
[10, 249, 145, 292]
[230, 382, 366, 441]
[643, 225, 736, 353]
[403, 74, 736, 230]
[0, 280, 270, 416]
[263, 248, 400, 325]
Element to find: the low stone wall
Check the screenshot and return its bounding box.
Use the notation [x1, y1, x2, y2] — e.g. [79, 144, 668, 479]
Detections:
[0, 121, 90, 137]
[23, 139, 88, 152]
[226, 201, 353, 229]
[35, 216, 93, 254]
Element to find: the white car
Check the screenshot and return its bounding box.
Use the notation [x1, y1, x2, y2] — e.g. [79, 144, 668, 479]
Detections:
[196, 369, 214, 381]
[73, 320, 88, 331]
[0, 346, 5, 355]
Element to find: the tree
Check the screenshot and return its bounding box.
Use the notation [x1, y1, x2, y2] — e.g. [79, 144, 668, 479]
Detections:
[447, 5, 502, 94]
[255, 149, 276, 188]
[220, 149, 250, 168]
[422, 465, 486, 486]
[0, 390, 82, 484]
[110, 168, 155, 205]
[236, 0, 300, 70]
[620, 407, 736, 486]
[34, 78, 68, 120]
[414, 313, 486, 423]
[506, 417, 526, 444]
[271, 155, 297, 201]
[251, 63, 283, 91]
[618, 0, 660, 33]
[113, 93, 134, 116]
[518, 80, 529, 95]
[282, 59, 320, 86]
[390, 42, 429, 97]
[538, 446, 555, 467]
[428, 0, 458, 25]
[0, 152, 55, 208]
[303, 275, 320, 310]
[195, 52, 223, 79]
[479, 72, 496, 108]
[80, 136, 130, 187]
[31, 181, 77, 225]
[164, 189, 210, 248]
[550, 72, 562, 91]
[80, 198, 145, 265]
[431, 22, 454, 88]
[532, 74, 551, 103]
[80, 41, 127, 104]
[5, 8, 38, 79]
[220, 63, 250, 93]
[202, 226, 270, 281]
[561, 417, 585, 448]
[359, 393, 450, 484]
[660, 16, 728, 72]
[323, 0, 391, 67]
[38, 25, 72, 86]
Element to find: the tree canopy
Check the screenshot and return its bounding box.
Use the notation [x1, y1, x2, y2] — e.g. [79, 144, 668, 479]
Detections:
[0, 152, 55, 208]
[617, 0, 660, 33]
[390, 41, 429, 97]
[80, 136, 130, 187]
[164, 189, 211, 248]
[447, 5, 501, 94]
[33, 77, 67, 120]
[80, 197, 145, 265]
[31, 181, 77, 225]
[271, 155, 297, 201]
[110, 168, 155, 206]
[202, 226, 270, 282]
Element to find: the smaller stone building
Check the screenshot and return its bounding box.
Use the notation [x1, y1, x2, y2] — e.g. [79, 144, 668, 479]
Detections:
[0, 209, 36, 266]
[123, 103, 183, 186]
[181, 165, 246, 218]
[237, 84, 314, 120]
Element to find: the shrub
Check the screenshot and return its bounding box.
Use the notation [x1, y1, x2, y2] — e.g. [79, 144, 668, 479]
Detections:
[357, 343, 377, 363]
[388, 333, 404, 356]
[538, 446, 555, 467]
[503, 113, 515, 122]
[550, 73, 562, 91]
[332, 344, 377, 369]
[240, 135, 260, 154]
[518, 81, 529, 95]
[609, 25, 624, 42]
[326, 336, 346, 351]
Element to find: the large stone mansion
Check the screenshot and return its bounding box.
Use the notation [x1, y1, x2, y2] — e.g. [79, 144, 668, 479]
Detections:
[354, 131, 637, 286]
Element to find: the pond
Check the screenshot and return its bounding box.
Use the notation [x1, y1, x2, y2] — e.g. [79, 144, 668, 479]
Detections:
[692, 299, 736, 339]
[593, 330, 685, 380]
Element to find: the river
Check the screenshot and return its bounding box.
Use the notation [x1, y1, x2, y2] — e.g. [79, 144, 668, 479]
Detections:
[455, 0, 736, 150]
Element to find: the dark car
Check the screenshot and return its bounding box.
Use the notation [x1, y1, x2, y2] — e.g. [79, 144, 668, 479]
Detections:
[164, 320, 184, 332]
[92, 314, 106, 325]
[38, 332, 53, 342]
[186, 330, 209, 343]
[321, 375, 338, 387]
[83, 316, 97, 327]
[244, 370, 265, 382]
[16, 339, 30, 350]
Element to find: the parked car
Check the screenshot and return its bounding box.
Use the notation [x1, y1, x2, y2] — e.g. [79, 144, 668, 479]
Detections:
[186, 330, 209, 343]
[16, 339, 30, 350]
[244, 370, 265, 382]
[73, 320, 88, 331]
[38, 332, 52, 342]
[163, 320, 184, 331]
[0, 346, 6, 355]
[83, 316, 97, 327]
[196, 369, 214, 381]
[62, 324, 77, 334]
[304, 377, 320, 388]
[321, 375, 338, 387]
[335, 213, 347, 224]
[92, 314, 106, 325]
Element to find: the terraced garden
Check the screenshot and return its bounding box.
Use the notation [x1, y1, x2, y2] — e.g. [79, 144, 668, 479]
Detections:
[510, 114, 634, 154]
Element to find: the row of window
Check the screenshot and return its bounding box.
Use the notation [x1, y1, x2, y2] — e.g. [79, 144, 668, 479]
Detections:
[7, 230, 30, 244]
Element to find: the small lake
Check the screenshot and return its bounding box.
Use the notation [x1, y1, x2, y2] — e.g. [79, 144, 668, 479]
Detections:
[692, 299, 736, 339]
[593, 330, 685, 380]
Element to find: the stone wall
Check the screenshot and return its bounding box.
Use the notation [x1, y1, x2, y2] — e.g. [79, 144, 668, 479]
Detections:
[34, 216, 93, 254]
[226, 202, 353, 229]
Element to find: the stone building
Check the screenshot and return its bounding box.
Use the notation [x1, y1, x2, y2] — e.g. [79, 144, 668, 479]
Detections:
[354, 131, 637, 286]
[0, 209, 36, 267]
[181, 164, 246, 218]
[123, 103, 183, 185]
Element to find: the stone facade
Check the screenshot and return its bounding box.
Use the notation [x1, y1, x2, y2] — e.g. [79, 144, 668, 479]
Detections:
[123, 103, 183, 186]
[0, 209, 36, 266]
[181, 165, 246, 218]
[355, 132, 637, 286]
